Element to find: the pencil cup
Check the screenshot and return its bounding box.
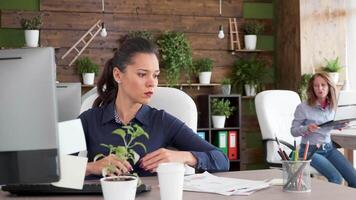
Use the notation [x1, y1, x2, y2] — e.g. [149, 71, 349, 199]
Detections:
[282, 160, 311, 193]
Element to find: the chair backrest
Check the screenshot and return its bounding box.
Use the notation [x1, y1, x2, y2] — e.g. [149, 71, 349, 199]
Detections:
[255, 90, 302, 166]
[80, 87, 198, 132]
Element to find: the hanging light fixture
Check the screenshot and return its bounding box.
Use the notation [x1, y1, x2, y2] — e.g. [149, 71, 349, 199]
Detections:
[218, 0, 224, 39]
[100, 0, 107, 37]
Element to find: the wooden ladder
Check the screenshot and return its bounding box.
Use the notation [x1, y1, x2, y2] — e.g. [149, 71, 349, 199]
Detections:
[229, 18, 241, 51]
[61, 20, 102, 66]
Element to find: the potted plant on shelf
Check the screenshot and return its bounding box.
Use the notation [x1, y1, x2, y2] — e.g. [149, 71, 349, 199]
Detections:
[75, 57, 100, 85]
[193, 58, 213, 84]
[156, 32, 193, 86]
[94, 123, 149, 200]
[298, 73, 313, 101]
[21, 15, 42, 47]
[232, 57, 273, 96]
[322, 57, 343, 84]
[221, 78, 231, 95]
[242, 21, 264, 50]
[211, 98, 235, 128]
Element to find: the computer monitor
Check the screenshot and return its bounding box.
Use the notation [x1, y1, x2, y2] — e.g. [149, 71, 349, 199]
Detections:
[0, 48, 60, 184]
[56, 83, 81, 122]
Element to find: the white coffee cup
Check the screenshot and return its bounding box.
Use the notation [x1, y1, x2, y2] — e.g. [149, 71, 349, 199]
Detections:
[157, 162, 185, 200]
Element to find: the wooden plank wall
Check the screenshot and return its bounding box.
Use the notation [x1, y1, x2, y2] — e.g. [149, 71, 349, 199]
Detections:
[0, 0, 273, 87]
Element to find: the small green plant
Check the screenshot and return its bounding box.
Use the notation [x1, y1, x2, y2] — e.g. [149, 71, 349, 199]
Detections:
[193, 58, 213, 74]
[21, 15, 42, 30]
[221, 78, 231, 85]
[127, 31, 154, 42]
[243, 21, 264, 35]
[298, 73, 313, 101]
[211, 98, 235, 118]
[94, 123, 149, 176]
[156, 32, 193, 85]
[75, 57, 100, 75]
[323, 57, 343, 72]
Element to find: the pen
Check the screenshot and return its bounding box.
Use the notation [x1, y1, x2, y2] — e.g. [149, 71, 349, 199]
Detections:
[275, 136, 288, 160]
[294, 139, 297, 151]
[302, 141, 309, 161]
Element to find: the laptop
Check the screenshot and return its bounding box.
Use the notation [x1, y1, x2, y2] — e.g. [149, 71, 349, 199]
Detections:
[318, 91, 356, 128]
[1, 180, 151, 195]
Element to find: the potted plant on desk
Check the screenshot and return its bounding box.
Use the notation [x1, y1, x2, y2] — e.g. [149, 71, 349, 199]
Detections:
[94, 123, 149, 200]
[75, 57, 100, 85]
[211, 98, 235, 128]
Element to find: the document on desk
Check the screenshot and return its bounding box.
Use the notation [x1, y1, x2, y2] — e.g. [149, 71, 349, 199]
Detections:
[184, 172, 270, 196]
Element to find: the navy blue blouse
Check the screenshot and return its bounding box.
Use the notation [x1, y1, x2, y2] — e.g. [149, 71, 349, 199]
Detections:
[79, 101, 229, 176]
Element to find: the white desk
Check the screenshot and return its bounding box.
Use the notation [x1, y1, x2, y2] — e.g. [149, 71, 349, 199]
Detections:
[331, 128, 356, 166]
[1, 169, 356, 200]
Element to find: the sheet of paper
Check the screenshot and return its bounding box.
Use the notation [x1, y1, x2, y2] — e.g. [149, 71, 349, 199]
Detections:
[184, 171, 270, 196]
[57, 119, 87, 155]
[51, 155, 88, 189]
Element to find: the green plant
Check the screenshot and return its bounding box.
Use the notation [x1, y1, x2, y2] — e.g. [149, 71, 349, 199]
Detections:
[127, 31, 154, 42]
[21, 15, 42, 30]
[211, 98, 235, 118]
[94, 123, 149, 176]
[243, 21, 264, 35]
[75, 57, 100, 75]
[298, 73, 313, 101]
[156, 32, 193, 85]
[323, 57, 343, 72]
[193, 58, 213, 74]
[221, 78, 231, 85]
[232, 57, 273, 90]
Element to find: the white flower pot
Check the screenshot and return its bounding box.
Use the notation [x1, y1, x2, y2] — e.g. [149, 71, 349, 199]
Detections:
[244, 35, 257, 50]
[328, 72, 339, 84]
[100, 176, 138, 200]
[199, 72, 212, 84]
[25, 30, 39, 47]
[82, 73, 95, 85]
[212, 115, 226, 128]
[221, 84, 231, 95]
[244, 84, 257, 96]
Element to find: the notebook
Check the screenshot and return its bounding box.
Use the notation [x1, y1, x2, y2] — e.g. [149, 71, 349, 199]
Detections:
[1, 180, 151, 195]
[318, 91, 356, 128]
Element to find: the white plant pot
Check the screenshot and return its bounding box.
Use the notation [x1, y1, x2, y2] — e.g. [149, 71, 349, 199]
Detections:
[244, 84, 257, 96]
[100, 176, 138, 200]
[199, 72, 212, 84]
[25, 30, 39, 47]
[82, 73, 95, 85]
[212, 115, 226, 128]
[328, 72, 339, 84]
[244, 35, 257, 50]
[221, 84, 231, 95]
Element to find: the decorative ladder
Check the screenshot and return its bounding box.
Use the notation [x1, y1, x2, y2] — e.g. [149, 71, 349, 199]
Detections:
[61, 20, 102, 66]
[229, 18, 241, 51]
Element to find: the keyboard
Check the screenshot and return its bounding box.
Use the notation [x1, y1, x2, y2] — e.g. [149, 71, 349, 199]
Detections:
[1, 181, 151, 195]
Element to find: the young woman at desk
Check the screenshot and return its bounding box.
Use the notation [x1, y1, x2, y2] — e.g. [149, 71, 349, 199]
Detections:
[291, 72, 356, 187]
[79, 37, 229, 177]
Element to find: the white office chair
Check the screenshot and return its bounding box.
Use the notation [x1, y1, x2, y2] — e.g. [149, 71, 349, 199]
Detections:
[80, 87, 198, 132]
[255, 90, 301, 167]
[255, 90, 320, 175]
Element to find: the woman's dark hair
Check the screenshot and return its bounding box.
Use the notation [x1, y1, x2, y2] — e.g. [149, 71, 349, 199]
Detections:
[306, 72, 336, 110]
[93, 37, 159, 107]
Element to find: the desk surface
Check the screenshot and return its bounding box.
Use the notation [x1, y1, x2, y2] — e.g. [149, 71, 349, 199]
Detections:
[1, 169, 355, 200]
[331, 128, 356, 149]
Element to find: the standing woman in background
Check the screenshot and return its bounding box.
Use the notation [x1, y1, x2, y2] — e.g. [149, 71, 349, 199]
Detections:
[79, 37, 229, 177]
[291, 72, 356, 187]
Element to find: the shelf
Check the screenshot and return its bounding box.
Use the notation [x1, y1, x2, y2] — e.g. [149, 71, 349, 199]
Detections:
[230, 49, 273, 55]
[229, 159, 241, 163]
[81, 84, 96, 88]
[158, 83, 220, 90]
[210, 127, 240, 131]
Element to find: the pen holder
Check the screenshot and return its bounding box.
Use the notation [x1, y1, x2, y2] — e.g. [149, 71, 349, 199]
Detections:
[282, 160, 311, 193]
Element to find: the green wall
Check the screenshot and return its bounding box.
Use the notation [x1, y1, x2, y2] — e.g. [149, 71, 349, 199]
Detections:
[0, 0, 39, 47]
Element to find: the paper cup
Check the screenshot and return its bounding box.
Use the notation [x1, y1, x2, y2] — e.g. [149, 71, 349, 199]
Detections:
[157, 162, 185, 200]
